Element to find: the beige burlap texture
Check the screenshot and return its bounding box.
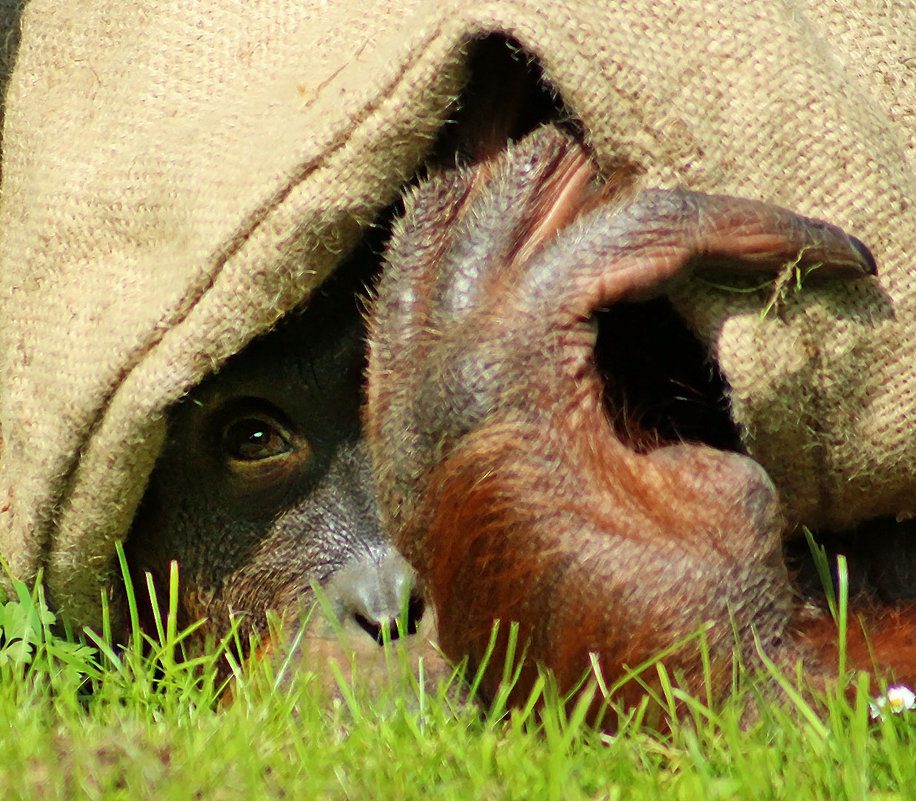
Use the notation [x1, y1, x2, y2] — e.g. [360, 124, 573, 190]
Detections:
[0, 0, 913, 629]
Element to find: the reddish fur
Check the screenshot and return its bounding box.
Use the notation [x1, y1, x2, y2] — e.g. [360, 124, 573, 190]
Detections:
[367, 124, 902, 721]
[795, 602, 916, 689]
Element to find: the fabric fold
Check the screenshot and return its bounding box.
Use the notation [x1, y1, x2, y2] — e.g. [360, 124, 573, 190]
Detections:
[0, 0, 912, 628]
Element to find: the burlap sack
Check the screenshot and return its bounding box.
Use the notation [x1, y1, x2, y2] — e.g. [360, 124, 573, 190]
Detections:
[0, 0, 913, 630]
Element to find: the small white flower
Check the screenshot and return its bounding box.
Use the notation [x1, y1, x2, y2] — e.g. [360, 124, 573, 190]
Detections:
[869, 685, 916, 720]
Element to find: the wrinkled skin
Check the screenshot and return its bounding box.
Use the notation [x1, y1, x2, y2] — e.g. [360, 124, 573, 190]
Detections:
[125, 270, 441, 682]
[128, 119, 908, 718]
[365, 124, 883, 714]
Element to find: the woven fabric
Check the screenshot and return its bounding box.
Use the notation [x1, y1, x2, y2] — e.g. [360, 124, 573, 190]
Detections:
[0, 0, 912, 627]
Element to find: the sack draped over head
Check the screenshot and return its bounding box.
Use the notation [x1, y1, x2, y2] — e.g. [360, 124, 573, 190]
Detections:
[0, 0, 913, 628]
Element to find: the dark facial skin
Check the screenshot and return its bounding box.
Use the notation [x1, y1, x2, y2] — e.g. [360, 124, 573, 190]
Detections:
[126, 112, 910, 716]
[365, 124, 885, 715]
[124, 273, 430, 666]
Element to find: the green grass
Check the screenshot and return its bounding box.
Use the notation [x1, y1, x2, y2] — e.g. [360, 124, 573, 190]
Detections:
[1, 568, 914, 801]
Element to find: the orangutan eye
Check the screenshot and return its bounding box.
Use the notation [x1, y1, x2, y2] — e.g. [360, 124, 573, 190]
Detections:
[222, 415, 293, 462]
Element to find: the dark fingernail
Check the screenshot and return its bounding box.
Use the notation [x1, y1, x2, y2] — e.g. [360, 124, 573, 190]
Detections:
[850, 236, 878, 276]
